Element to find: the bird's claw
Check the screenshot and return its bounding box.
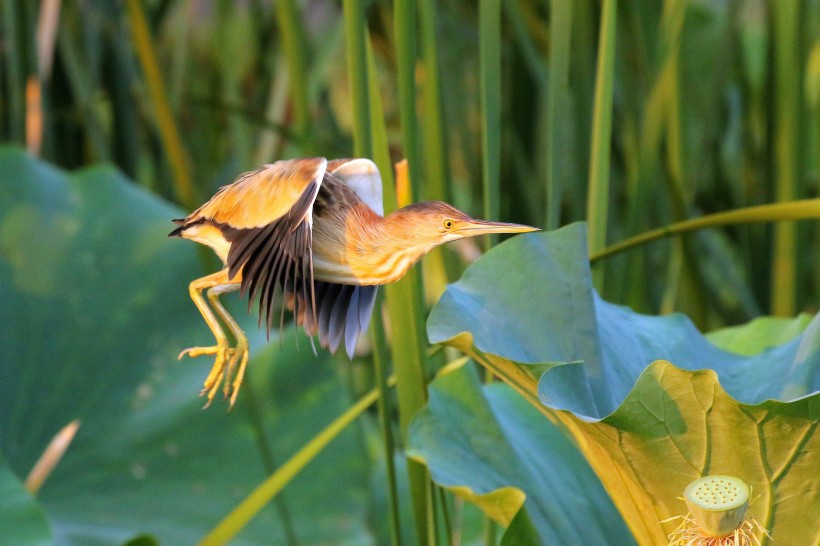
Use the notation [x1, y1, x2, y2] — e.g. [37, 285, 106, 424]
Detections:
[178, 341, 249, 411]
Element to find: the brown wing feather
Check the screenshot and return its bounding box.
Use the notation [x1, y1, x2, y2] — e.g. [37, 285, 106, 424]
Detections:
[222, 197, 318, 336]
[311, 171, 365, 217]
[210, 158, 326, 336]
[326, 158, 353, 172]
[182, 157, 328, 229]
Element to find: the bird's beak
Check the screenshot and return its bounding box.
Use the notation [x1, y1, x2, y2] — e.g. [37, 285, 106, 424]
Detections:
[457, 219, 540, 236]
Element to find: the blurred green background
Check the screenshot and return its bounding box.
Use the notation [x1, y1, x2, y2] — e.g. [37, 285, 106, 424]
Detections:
[5, 0, 820, 318]
[1, 0, 819, 544]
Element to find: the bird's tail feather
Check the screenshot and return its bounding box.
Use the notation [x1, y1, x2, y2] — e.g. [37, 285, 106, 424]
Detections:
[290, 282, 377, 359]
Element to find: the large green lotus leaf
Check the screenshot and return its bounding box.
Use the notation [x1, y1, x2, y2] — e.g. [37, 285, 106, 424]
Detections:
[407, 360, 634, 545]
[0, 459, 52, 545]
[427, 223, 820, 545]
[0, 148, 369, 545]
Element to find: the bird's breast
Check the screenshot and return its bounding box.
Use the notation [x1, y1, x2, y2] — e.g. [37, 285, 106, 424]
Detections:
[311, 234, 423, 286]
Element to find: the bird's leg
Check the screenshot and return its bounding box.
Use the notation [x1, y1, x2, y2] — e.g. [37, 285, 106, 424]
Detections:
[177, 269, 241, 409]
[206, 283, 248, 409]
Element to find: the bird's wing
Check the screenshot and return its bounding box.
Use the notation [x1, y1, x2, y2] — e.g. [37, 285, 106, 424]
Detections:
[327, 159, 384, 216]
[213, 158, 326, 336]
[192, 157, 328, 228]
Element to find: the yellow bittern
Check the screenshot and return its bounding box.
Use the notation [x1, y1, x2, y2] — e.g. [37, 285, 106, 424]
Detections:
[170, 157, 537, 409]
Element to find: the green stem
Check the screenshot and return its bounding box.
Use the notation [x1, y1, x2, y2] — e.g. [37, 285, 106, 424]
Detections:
[586, 0, 618, 286]
[395, 0, 420, 201]
[438, 486, 453, 546]
[770, 1, 800, 316]
[343, 0, 371, 157]
[2, 0, 24, 144]
[590, 199, 820, 263]
[125, 0, 194, 207]
[479, 0, 501, 251]
[545, 0, 573, 230]
[276, 0, 313, 154]
[395, 0, 431, 381]
[240, 371, 299, 546]
[56, 13, 109, 162]
[199, 378, 395, 546]
[366, 39, 433, 546]
[483, 516, 497, 546]
[418, 0, 449, 203]
[417, 0, 458, 294]
[370, 292, 402, 546]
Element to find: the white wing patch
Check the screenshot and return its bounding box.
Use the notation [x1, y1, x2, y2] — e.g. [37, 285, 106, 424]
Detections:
[329, 159, 384, 216]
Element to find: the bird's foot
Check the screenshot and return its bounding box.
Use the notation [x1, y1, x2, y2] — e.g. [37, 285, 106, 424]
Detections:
[178, 341, 249, 411]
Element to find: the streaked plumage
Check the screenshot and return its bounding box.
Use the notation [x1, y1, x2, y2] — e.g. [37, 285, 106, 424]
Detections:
[171, 157, 538, 409]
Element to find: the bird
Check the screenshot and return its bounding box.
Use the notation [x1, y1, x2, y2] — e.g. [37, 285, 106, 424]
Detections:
[170, 157, 538, 409]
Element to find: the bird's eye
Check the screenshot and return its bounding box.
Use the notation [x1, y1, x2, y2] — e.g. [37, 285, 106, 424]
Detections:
[443, 219, 455, 230]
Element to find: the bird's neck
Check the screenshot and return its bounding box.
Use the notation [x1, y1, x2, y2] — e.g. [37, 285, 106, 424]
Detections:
[348, 208, 435, 285]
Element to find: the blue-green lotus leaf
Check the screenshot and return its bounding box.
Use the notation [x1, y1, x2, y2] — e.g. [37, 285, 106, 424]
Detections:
[427, 223, 820, 545]
[407, 361, 634, 545]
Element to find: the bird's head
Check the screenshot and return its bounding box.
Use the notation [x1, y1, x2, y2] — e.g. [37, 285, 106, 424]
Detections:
[391, 201, 539, 250]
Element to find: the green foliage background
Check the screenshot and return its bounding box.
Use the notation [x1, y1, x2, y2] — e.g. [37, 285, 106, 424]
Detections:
[1, 0, 819, 544]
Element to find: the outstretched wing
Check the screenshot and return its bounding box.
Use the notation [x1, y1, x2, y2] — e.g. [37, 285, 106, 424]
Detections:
[179, 158, 326, 229]
[174, 157, 327, 335]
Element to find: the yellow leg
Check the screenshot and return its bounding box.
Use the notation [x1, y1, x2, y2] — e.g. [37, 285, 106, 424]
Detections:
[207, 283, 248, 409]
[178, 269, 247, 410]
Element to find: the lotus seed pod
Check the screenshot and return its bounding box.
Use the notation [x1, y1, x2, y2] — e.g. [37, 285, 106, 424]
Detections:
[684, 475, 750, 537]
